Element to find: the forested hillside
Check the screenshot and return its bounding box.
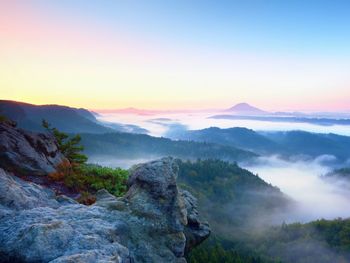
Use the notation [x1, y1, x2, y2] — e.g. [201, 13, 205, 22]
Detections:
[188, 218, 350, 263]
[80, 133, 257, 162]
[0, 100, 146, 134]
[172, 127, 350, 161]
[176, 159, 290, 232]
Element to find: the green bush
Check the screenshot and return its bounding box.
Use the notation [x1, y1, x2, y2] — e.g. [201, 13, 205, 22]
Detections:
[42, 120, 128, 203]
[57, 163, 129, 197]
[78, 164, 129, 196]
[52, 162, 129, 204]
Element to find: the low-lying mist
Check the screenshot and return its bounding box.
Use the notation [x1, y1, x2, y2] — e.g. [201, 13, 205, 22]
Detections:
[88, 155, 160, 169]
[245, 155, 350, 223]
[89, 153, 350, 224]
[97, 112, 350, 137]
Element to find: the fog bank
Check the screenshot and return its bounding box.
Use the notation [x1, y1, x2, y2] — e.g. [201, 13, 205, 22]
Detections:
[88, 156, 160, 169]
[245, 155, 350, 222]
[97, 112, 350, 137]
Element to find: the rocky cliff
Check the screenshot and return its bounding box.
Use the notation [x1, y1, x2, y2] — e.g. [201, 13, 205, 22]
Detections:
[0, 121, 210, 262]
[0, 120, 66, 176]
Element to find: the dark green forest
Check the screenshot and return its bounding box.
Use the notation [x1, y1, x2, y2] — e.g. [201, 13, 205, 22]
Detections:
[177, 159, 290, 231]
[179, 160, 350, 263]
[80, 133, 257, 162]
[187, 218, 350, 263]
[172, 127, 350, 161]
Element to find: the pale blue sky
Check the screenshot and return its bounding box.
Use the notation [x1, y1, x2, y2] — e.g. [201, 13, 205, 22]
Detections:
[1, 0, 350, 110]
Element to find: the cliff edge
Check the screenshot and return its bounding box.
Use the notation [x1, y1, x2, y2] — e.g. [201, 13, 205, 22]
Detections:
[0, 121, 210, 262]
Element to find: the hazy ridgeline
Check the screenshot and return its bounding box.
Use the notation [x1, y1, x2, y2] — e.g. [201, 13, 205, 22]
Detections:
[80, 132, 257, 164]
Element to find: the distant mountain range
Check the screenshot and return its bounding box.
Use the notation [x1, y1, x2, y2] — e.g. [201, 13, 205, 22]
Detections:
[97, 103, 269, 115]
[170, 127, 350, 162]
[3, 100, 350, 162]
[224, 103, 350, 118]
[0, 100, 147, 134]
[93, 102, 350, 119]
[211, 102, 350, 126]
[0, 100, 256, 162]
[210, 114, 350, 126]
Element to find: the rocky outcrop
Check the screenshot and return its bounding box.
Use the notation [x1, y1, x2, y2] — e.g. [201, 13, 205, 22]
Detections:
[0, 121, 66, 176]
[181, 190, 210, 254]
[123, 158, 210, 261]
[0, 158, 210, 262]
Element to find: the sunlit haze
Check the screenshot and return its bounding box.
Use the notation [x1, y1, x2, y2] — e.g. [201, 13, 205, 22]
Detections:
[1, 1, 350, 111]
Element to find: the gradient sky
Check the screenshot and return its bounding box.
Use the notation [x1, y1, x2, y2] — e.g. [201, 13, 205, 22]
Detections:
[1, 0, 350, 111]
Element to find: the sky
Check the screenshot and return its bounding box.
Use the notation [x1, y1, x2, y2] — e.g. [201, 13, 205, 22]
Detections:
[0, 0, 350, 111]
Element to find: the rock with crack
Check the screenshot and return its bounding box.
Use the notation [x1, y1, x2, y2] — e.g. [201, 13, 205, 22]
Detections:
[0, 121, 66, 176]
[0, 158, 210, 263]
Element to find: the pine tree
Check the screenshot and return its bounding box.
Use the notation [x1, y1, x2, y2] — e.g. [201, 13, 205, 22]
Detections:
[42, 119, 87, 165]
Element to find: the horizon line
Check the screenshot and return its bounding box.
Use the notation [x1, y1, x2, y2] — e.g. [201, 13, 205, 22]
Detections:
[2, 98, 350, 114]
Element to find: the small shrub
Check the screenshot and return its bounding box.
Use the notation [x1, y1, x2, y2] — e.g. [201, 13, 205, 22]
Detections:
[49, 162, 129, 202]
[79, 164, 129, 197]
[49, 159, 73, 181]
[0, 115, 7, 123]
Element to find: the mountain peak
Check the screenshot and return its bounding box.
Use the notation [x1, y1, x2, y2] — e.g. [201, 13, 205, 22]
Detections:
[226, 103, 267, 114]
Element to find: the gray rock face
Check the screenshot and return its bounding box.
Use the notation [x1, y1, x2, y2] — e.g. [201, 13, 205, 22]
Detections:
[0, 158, 210, 263]
[181, 190, 210, 254]
[0, 168, 60, 212]
[0, 121, 66, 176]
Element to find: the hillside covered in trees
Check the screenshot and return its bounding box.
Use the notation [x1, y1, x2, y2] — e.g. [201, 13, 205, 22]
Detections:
[80, 133, 257, 162]
[187, 218, 350, 263]
[176, 159, 290, 232]
[171, 127, 350, 162]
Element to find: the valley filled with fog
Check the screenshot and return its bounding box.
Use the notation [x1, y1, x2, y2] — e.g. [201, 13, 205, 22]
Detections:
[96, 111, 350, 225]
[246, 155, 350, 222]
[97, 111, 350, 137]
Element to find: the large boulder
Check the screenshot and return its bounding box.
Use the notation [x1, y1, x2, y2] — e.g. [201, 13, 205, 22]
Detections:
[0, 158, 210, 263]
[0, 121, 66, 176]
